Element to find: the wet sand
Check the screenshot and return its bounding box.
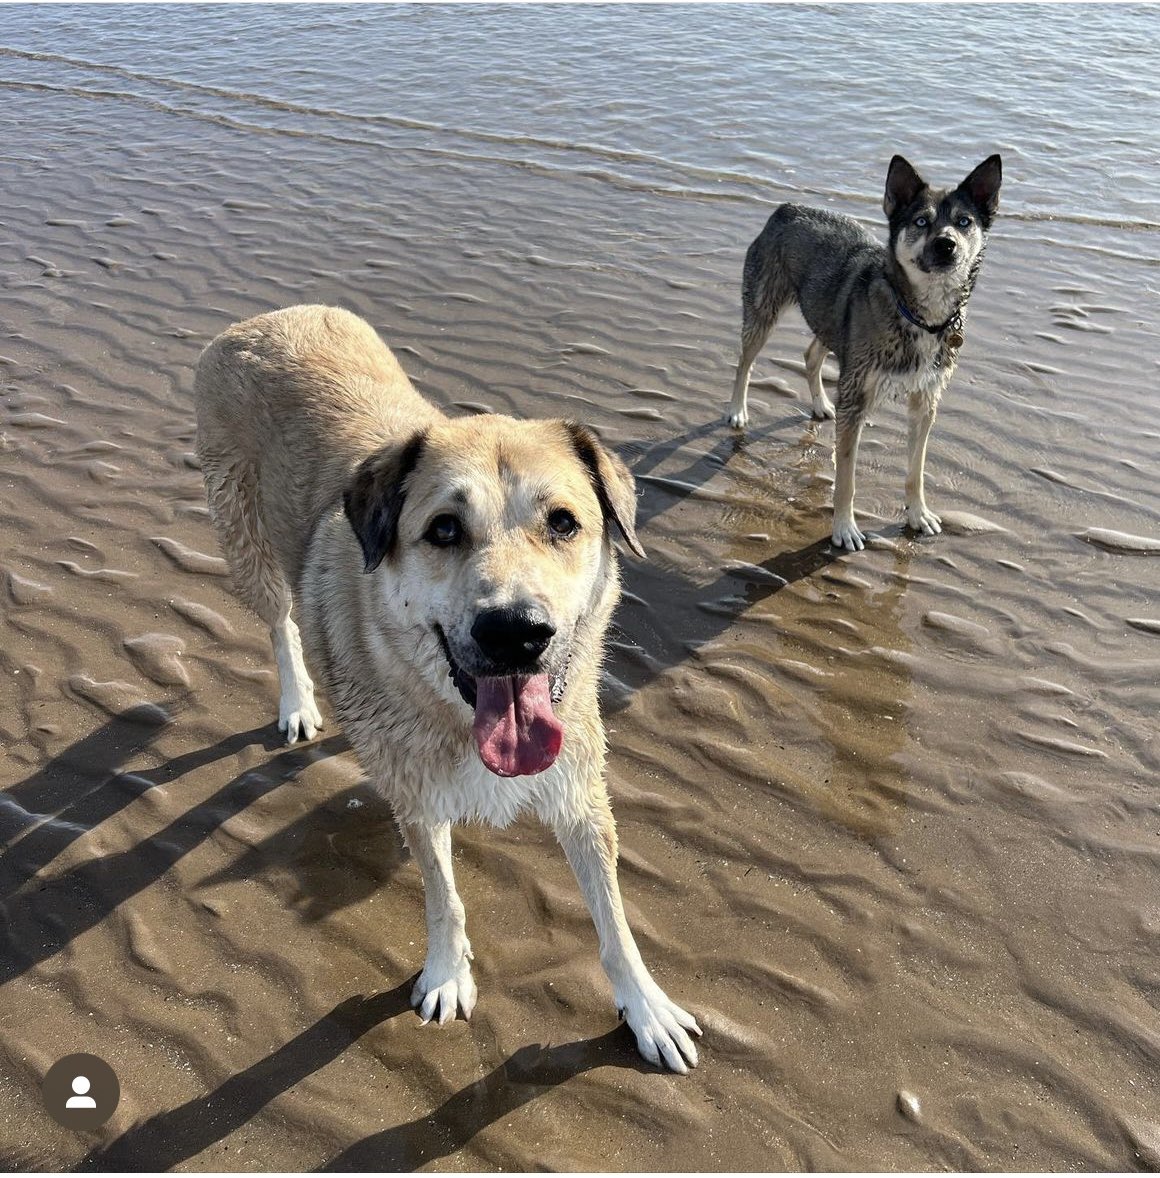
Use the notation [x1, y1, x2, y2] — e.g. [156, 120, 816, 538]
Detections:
[3, 10, 1160, 1173]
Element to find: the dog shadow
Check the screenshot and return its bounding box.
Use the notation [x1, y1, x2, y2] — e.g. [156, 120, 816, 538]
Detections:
[77, 983, 412, 1171]
[194, 780, 407, 923]
[317, 1027, 656, 1172]
[0, 719, 350, 986]
[624, 409, 813, 534]
[77, 985, 648, 1172]
[601, 414, 854, 706]
[1, 701, 196, 897]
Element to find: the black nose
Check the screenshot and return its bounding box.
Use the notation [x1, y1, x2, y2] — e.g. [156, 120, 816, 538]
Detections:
[471, 606, 556, 669]
[932, 235, 957, 262]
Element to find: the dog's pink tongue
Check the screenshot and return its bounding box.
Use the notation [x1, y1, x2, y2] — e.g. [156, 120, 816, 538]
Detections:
[473, 674, 563, 777]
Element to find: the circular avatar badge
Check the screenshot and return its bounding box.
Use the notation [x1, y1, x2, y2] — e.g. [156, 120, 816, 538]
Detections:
[41, 1053, 120, 1131]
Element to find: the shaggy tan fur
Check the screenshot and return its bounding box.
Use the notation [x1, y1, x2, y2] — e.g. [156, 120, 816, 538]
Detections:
[194, 305, 700, 1071]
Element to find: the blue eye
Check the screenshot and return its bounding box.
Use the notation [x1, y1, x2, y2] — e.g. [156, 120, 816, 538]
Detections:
[957, 215, 972, 228]
[915, 215, 929, 228]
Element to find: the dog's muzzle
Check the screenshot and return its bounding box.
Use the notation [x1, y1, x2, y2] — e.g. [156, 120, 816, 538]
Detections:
[431, 621, 565, 702]
[433, 623, 569, 778]
[930, 235, 958, 267]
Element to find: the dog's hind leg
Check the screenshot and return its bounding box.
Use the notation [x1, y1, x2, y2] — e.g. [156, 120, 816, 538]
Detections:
[403, 820, 476, 1025]
[905, 393, 942, 536]
[831, 384, 868, 551]
[804, 336, 836, 420]
[727, 244, 782, 429]
[202, 457, 323, 744]
[727, 312, 775, 430]
[553, 798, 701, 1073]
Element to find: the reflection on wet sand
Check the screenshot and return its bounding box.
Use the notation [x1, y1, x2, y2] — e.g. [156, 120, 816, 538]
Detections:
[807, 545, 917, 842]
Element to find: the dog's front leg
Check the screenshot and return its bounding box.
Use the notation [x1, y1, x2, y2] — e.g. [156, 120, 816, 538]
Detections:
[831, 387, 867, 551]
[554, 800, 701, 1073]
[401, 819, 476, 1025]
[905, 394, 942, 535]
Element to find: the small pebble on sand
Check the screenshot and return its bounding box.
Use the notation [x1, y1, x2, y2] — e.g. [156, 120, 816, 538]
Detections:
[896, 1090, 922, 1121]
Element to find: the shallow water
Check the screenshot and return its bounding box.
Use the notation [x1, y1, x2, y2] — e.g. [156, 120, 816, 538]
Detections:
[1, 4, 1158, 1171]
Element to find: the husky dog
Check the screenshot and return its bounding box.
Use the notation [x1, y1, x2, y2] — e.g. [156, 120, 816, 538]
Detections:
[195, 306, 701, 1072]
[727, 154, 1002, 550]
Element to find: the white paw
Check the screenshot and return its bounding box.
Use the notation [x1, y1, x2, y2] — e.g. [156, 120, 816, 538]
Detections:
[812, 396, 836, 421]
[831, 515, 865, 552]
[907, 504, 942, 536]
[727, 407, 749, 430]
[278, 680, 323, 745]
[412, 948, 476, 1025]
[618, 982, 702, 1074]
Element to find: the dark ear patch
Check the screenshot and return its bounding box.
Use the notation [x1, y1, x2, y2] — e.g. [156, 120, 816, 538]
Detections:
[959, 153, 1002, 227]
[884, 155, 927, 220]
[563, 422, 645, 559]
[343, 431, 426, 572]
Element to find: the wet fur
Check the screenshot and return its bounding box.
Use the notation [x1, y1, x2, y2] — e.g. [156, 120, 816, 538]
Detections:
[194, 305, 701, 1071]
[728, 154, 1002, 550]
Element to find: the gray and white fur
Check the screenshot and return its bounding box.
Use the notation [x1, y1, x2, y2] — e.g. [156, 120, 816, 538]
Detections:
[727, 154, 1003, 550]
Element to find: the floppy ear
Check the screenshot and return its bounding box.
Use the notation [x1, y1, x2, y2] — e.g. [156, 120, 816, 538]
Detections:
[563, 422, 646, 559]
[883, 155, 927, 219]
[343, 431, 426, 572]
[959, 153, 1002, 226]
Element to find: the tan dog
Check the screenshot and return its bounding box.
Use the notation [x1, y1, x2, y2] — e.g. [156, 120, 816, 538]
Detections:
[194, 305, 700, 1072]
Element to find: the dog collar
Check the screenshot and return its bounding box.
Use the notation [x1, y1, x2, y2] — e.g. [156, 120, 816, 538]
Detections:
[896, 298, 965, 349]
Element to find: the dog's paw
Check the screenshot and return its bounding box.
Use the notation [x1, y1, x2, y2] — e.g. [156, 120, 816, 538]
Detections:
[412, 952, 476, 1025]
[812, 396, 836, 421]
[278, 686, 323, 745]
[726, 407, 749, 430]
[906, 504, 942, 536]
[618, 983, 702, 1074]
[831, 516, 865, 552]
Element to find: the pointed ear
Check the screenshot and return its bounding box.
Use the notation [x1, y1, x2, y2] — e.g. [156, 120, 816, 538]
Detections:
[563, 422, 645, 559]
[960, 153, 1002, 226]
[343, 431, 426, 572]
[883, 155, 927, 219]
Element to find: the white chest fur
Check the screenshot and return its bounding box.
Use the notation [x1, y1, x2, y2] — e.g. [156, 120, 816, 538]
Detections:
[349, 643, 605, 829]
[866, 336, 952, 412]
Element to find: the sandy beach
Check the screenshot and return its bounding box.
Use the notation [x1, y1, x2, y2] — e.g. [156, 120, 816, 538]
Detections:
[1, 5, 1159, 1171]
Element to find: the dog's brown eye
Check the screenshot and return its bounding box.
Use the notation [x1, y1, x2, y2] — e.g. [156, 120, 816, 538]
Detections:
[547, 508, 579, 540]
[425, 514, 463, 547]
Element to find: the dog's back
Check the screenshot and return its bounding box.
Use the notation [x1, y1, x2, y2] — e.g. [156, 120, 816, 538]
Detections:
[743, 204, 883, 358]
[195, 304, 441, 587]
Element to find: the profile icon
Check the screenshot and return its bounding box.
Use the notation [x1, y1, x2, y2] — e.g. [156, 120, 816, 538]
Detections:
[42, 1053, 119, 1129]
[65, 1075, 97, 1109]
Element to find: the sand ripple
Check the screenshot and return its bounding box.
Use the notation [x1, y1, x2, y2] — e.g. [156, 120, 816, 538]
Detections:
[1077, 527, 1160, 554]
